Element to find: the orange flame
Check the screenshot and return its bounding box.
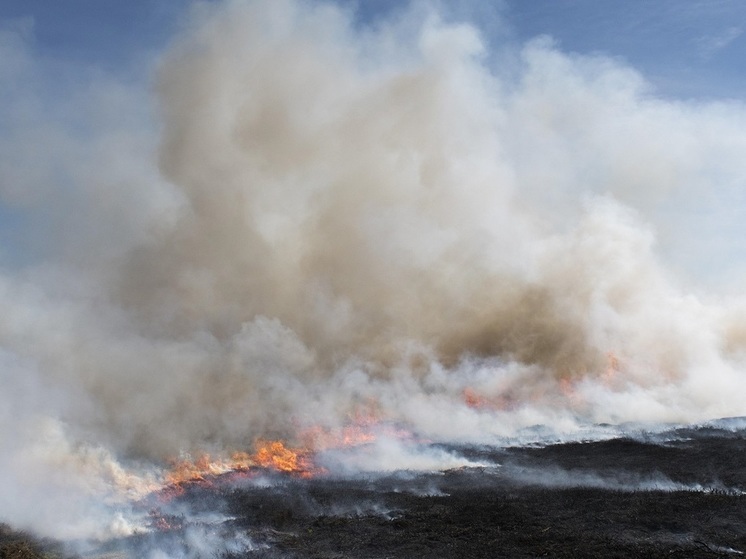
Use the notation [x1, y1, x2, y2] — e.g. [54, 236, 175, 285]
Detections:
[148, 509, 184, 531]
[602, 351, 622, 387]
[462, 387, 517, 411]
[160, 438, 323, 493]
[463, 387, 490, 410]
[253, 439, 315, 475]
[558, 376, 578, 401]
[165, 453, 232, 485]
[156, 411, 413, 498]
[301, 422, 377, 451]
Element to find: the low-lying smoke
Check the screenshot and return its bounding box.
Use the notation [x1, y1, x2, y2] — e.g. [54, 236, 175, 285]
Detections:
[2, 0, 746, 541]
[497, 463, 745, 495]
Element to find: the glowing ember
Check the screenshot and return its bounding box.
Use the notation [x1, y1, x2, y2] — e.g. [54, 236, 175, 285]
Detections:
[148, 509, 184, 531]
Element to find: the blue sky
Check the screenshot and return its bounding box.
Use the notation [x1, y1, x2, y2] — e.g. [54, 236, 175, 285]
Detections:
[2, 0, 745, 99]
[505, 0, 746, 100]
[0, 0, 184, 69]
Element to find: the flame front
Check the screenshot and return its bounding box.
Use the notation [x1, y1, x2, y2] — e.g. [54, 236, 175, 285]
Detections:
[253, 440, 313, 474]
[155, 413, 415, 499]
[162, 441, 315, 489]
[160, 436, 329, 493]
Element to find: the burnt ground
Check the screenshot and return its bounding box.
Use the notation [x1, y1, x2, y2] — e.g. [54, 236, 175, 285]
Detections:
[7, 420, 746, 558]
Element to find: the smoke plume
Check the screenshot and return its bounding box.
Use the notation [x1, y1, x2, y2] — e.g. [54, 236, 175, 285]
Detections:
[2, 0, 746, 540]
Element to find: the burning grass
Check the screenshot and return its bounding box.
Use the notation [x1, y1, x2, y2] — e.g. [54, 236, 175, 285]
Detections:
[154, 417, 414, 501]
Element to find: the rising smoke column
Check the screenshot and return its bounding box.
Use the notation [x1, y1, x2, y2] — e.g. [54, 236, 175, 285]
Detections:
[1, 0, 746, 540]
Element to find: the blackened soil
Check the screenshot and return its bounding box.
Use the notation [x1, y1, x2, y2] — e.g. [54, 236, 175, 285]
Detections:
[9, 421, 746, 559]
[208, 422, 746, 558]
[218, 480, 746, 559]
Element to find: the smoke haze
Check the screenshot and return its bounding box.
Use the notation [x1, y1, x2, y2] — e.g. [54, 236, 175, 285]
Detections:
[2, 0, 746, 540]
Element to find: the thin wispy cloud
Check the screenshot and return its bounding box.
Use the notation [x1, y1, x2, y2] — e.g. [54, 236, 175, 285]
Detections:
[695, 25, 743, 59]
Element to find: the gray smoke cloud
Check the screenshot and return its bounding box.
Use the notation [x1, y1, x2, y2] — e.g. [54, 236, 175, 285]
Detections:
[2, 0, 746, 541]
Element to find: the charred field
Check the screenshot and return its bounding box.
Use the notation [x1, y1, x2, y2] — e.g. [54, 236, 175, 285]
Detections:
[9, 420, 746, 559]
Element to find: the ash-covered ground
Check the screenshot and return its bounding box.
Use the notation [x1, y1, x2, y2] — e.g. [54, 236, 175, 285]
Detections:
[8, 418, 742, 559]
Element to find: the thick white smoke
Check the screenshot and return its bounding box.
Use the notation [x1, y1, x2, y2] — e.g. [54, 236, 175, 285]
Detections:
[1, 0, 746, 541]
